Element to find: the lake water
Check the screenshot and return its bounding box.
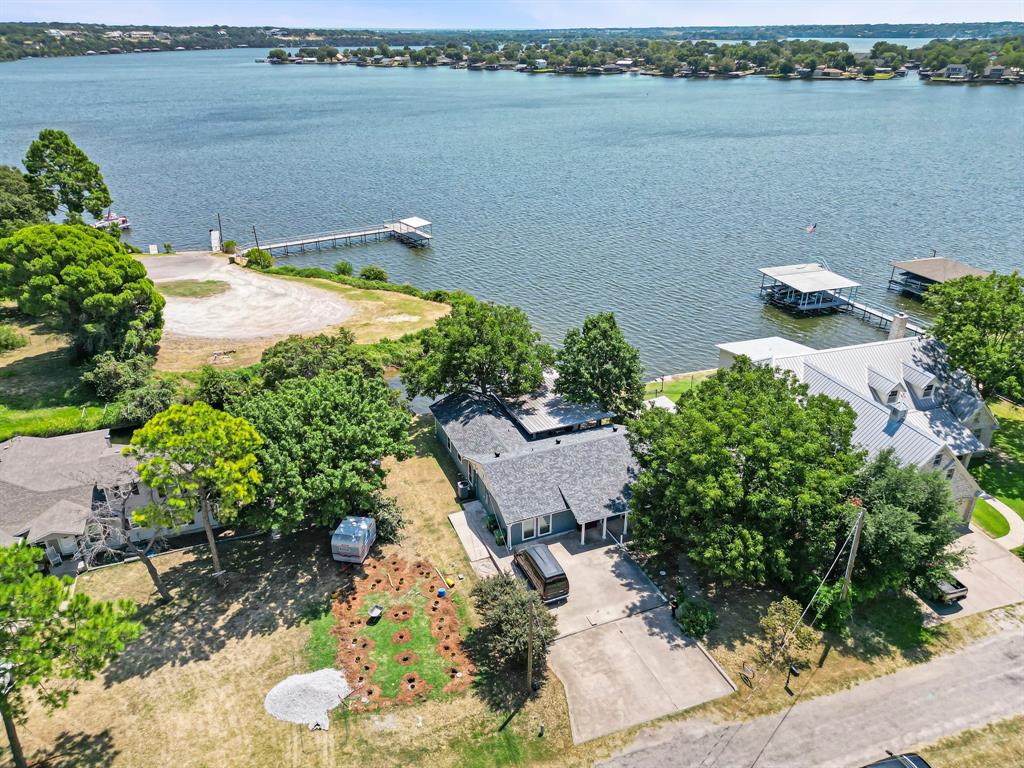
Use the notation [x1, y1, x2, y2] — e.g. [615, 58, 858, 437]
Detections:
[1, 49, 1021, 375]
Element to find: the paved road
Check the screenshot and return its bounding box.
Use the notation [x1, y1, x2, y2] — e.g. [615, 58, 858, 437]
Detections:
[602, 629, 1024, 768]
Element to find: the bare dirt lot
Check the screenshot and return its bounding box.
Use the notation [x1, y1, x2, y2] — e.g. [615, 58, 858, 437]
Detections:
[141, 253, 448, 370]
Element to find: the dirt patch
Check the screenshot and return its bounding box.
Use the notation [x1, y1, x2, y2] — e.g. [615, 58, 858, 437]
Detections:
[330, 555, 473, 711]
[394, 650, 418, 666]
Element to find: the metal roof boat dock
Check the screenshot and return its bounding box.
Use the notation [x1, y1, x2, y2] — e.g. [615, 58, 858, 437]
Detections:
[758, 262, 926, 336]
[758, 263, 861, 313]
[887, 256, 991, 298]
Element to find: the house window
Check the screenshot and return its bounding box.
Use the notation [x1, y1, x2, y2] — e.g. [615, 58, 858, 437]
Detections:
[522, 518, 536, 540]
[922, 384, 934, 398]
[932, 453, 943, 468]
[887, 389, 900, 404]
[946, 467, 956, 480]
[538, 515, 552, 536]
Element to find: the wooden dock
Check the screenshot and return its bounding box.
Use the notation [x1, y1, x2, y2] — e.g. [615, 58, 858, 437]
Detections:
[837, 299, 927, 336]
[246, 217, 432, 256]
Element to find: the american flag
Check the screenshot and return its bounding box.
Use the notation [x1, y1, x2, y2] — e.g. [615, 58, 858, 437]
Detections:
[805, 223, 817, 234]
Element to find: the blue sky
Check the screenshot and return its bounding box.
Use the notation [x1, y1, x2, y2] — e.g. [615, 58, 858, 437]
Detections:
[3, 0, 1022, 28]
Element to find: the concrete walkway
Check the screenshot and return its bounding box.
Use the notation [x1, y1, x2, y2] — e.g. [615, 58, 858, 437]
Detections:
[602, 628, 1024, 768]
[984, 493, 1024, 550]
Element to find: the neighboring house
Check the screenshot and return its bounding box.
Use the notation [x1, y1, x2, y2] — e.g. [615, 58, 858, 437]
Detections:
[431, 373, 635, 549]
[713, 335, 998, 521]
[0, 429, 206, 567]
[937, 63, 970, 79]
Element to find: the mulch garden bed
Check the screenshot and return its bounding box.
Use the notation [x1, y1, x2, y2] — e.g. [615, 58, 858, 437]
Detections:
[330, 555, 473, 712]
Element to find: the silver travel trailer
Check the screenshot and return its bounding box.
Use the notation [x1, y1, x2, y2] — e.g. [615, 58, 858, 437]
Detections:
[330, 516, 377, 563]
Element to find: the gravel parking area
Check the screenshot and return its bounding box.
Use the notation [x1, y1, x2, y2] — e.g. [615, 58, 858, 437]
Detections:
[142, 253, 354, 340]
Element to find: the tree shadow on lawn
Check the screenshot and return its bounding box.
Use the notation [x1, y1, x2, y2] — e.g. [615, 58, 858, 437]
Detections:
[837, 590, 945, 664]
[102, 528, 352, 686]
[463, 630, 544, 713]
[25, 729, 118, 768]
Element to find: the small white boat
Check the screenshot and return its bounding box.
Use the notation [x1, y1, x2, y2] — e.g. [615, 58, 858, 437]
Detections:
[92, 211, 131, 231]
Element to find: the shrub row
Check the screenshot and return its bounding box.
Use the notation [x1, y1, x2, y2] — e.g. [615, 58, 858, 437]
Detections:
[257, 264, 463, 306]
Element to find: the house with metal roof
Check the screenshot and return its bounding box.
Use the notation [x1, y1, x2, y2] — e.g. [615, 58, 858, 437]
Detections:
[0, 429, 205, 569]
[429, 373, 633, 549]
[713, 333, 998, 520]
[887, 257, 991, 299]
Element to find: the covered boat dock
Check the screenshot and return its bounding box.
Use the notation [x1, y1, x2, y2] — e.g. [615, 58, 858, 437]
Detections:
[887, 256, 990, 298]
[758, 263, 861, 314]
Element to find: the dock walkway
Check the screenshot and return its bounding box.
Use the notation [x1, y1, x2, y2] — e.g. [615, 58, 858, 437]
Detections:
[244, 217, 432, 256]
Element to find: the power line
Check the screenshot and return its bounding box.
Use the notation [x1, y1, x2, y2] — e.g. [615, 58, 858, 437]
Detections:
[698, 527, 856, 768]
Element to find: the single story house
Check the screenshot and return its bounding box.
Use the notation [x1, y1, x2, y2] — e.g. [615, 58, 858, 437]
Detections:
[0, 429, 206, 567]
[713, 335, 997, 521]
[430, 373, 635, 548]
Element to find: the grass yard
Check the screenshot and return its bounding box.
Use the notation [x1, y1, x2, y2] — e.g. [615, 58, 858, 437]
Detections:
[970, 400, 1024, 521]
[643, 369, 715, 401]
[972, 498, 1011, 538]
[0, 308, 118, 440]
[915, 716, 1024, 767]
[157, 278, 230, 298]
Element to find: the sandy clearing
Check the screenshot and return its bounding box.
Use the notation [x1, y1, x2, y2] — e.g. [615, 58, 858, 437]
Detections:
[142, 252, 354, 340]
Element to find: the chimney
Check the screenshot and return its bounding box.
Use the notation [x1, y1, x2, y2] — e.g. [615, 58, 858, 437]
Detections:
[889, 313, 908, 340]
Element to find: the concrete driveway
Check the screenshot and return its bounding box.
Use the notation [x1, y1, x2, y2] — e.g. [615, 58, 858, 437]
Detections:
[544, 539, 734, 743]
[546, 538, 666, 637]
[921, 526, 1024, 623]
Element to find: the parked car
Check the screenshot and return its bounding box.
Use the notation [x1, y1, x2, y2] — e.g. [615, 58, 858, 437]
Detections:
[935, 577, 968, 603]
[330, 516, 376, 563]
[513, 543, 569, 604]
[858, 752, 932, 767]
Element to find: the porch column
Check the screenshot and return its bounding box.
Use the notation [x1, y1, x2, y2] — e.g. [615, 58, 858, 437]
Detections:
[506, 524, 512, 552]
[623, 512, 628, 538]
[602, 517, 608, 540]
[580, 522, 586, 546]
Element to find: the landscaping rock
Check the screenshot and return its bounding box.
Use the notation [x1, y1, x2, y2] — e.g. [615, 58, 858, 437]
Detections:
[264, 668, 351, 730]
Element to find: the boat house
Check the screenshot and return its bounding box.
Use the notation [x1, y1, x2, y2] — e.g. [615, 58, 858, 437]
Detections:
[430, 373, 635, 549]
[758, 263, 860, 314]
[887, 257, 991, 299]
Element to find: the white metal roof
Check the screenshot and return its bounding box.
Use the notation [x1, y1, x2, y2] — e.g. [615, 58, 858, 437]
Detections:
[758, 263, 860, 293]
[644, 395, 678, 413]
[398, 216, 431, 229]
[716, 336, 815, 363]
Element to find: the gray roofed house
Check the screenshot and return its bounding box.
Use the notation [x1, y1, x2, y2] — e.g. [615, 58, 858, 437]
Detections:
[430, 375, 632, 549]
[714, 334, 997, 521]
[0, 429, 205, 568]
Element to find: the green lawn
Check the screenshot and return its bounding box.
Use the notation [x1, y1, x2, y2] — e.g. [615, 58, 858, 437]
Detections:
[157, 279, 230, 298]
[970, 401, 1024, 522]
[973, 498, 1010, 538]
[644, 369, 714, 401]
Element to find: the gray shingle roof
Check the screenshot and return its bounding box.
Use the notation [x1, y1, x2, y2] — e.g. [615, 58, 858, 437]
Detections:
[475, 427, 636, 525]
[0, 430, 137, 540]
[429, 393, 529, 460]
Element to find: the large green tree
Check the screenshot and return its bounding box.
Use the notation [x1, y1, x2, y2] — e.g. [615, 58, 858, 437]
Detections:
[0, 224, 164, 358]
[232, 370, 412, 532]
[403, 298, 553, 398]
[23, 129, 112, 222]
[925, 271, 1024, 400]
[125, 402, 263, 577]
[627, 357, 863, 592]
[849, 450, 968, 599]
[0, 545, 139, 768]
[0, 166, 48, 238]
[555, 312, 645, 417]
[259, 329, 372, 389]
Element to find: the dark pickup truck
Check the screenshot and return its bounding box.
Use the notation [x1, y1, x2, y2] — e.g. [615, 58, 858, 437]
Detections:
[934, 578, 968, 604]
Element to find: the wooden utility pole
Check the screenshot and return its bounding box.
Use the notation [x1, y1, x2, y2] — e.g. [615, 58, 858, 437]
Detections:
[840, 508, 866, 601]
[526, 601, 535, 691]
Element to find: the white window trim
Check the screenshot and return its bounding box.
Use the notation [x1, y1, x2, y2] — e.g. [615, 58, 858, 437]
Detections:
[537, 514, 552, 537]
[521, 518, 536, 540]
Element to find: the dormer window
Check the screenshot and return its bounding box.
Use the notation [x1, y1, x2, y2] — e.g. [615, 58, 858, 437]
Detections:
[945, 467, 955, 480]
[887, 389, 900, 404]
[932, 453, 943, 468]
[922, 383, 934, 398]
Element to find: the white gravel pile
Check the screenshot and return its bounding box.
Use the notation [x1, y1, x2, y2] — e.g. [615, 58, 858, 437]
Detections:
[264, 669, 351, 730]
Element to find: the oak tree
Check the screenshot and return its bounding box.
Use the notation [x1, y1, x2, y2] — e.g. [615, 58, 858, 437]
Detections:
[23, 129, 112, 222]
[556, 312, 645, 417]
